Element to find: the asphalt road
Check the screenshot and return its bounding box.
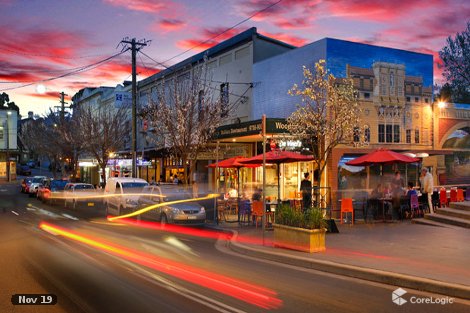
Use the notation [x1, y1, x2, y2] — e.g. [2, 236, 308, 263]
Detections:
[1, 181, 469, 313]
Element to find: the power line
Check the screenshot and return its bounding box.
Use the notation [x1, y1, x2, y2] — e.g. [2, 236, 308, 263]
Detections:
[0, 49, 129, 92]
[138, 50, 171, 70]
[0, 47, 112, 59]
[162, 0, 284, 64]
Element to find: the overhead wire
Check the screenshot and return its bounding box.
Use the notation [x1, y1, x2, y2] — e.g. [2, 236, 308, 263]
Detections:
[0, 49, 129, 92]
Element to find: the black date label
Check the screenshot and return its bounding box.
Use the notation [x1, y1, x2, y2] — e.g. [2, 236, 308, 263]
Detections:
[11, 294, 57, 305]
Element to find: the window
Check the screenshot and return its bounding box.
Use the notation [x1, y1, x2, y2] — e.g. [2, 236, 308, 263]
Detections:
[364, 126, 370, 143]
[415, 129, 420, 143]
[386, 125, 393, 142]
[415, 97, 419, 103]
[198, 90, 204, 121]
[379, 123, 399, 143]
[393, 125, 400, 143]
[0, 128, 3, 140]
[150, 86, 158, 104]
[353, 127, 360, 142]
[406, 96, 411, 102]
[220, 83, 229, 117]
[364, 92, 370, 99]
[424, 98, 429, 103]
[406, 129, 411, 143]
[219, 54, 232, 66]
[378, 124, 385, 143]
[235, 46, 249, 60]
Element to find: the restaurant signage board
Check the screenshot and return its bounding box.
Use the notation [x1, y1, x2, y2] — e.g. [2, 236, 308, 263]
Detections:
[213, 118, 289, 139]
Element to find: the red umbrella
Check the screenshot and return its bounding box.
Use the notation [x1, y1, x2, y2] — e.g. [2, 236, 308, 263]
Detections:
[239, 150, 314, 201]
[207, 156, 260, 169]
[345, 149, 420, 166]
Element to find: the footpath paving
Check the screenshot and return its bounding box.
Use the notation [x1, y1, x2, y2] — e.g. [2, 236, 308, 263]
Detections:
[210, 207, 470, 300]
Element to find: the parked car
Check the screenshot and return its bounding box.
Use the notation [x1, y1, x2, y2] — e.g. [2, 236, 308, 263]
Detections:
[28, 176, 47, 197]
[37, 179, 69, 204]
[17, 165, 32, 176]
[136, 185, 206, 225]
[20, 177, 33, 193]
[63, 183, 101, 209]
[104, 177, 149, 216]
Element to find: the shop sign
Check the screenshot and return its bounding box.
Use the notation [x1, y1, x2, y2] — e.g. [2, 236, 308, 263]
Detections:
[214, 118, 289, 139]
[278, 140, 302, 150]
[115, 92, 131, 108]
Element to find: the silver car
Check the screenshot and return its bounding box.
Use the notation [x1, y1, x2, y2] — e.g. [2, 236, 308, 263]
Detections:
[137, 185, 206, 225]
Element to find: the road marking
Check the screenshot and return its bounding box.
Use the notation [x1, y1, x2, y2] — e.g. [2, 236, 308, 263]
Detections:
[0, 189, 8, 192]
[119, 258, 247, 313]
[62, 213, 79, 221]
[11, 210, 19, 216]
[26, 207, 36, 211]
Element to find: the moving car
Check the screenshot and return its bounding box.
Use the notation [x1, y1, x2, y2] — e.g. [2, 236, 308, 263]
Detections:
[17, 165, 32, 176]
[37, 179, 69, 204]
[104, 177, 148, 216]
[20, 177, 33, 193]
[28, 176, 47, 197]
[137, 185, 206, 225]
[63, 183, 100, 209]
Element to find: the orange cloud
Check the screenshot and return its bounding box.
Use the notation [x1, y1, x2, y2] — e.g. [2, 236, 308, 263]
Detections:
[259, 31, 307, 47]
[103, 0, 167, 13]
[158, 19, 186, 31]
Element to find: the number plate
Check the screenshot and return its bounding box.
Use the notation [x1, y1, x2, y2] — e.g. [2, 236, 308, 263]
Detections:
[87, 202, 95, 207]
[187, 216, 197, 220]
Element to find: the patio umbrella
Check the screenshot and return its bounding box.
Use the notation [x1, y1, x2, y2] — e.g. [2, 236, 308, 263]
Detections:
[346, 148, 420, 189]
[345, 149, 420, 166]
[239, 150, 314, 202]
[208, 156, 260, 199]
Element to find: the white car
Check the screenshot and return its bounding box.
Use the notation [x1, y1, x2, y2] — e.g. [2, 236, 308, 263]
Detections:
[63, 183, 100, 209]
[28, 176, 47, 197]
[137, 185, 206, 225]
[104, 177, 149, 216]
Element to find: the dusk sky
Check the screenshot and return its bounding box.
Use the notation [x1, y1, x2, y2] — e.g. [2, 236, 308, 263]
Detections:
[1, 0, 469, 116]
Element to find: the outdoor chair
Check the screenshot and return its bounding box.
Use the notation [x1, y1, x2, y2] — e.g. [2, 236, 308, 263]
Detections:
[450, 189, 458, 203]
[457, 189, 464, 202]
[340, 198, 354, 225]
[238, 200, 251, 225]
[410, 194, 420, 218]
[251, 201, 264, 228]
[431, 191, 440, 211]
[439, 188, 447, 207]
[217, 199, 227, 222]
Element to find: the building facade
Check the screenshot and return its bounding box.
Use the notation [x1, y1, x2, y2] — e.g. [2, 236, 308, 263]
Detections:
[0, 109, 18, 181]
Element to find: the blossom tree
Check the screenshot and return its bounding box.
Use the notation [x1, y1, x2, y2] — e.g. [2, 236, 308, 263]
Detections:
[141, 59, 238, 185]
[287, 60, 360, 193]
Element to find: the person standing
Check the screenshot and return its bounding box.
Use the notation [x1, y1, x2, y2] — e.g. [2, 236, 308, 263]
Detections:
[300, 172, 312, 211]
[421, 167, 434, 214]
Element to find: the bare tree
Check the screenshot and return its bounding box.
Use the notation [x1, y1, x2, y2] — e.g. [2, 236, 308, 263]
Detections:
[287, 60, 360, 192]
[141, 60, 237, 185]
[20, 110, 81, 179]
[75, 103, 129, 186]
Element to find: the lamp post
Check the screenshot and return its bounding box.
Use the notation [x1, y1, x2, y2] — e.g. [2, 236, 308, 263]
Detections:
[4, 111, 12, 182]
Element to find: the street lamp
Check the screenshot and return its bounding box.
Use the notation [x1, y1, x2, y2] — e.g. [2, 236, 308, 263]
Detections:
[5, 111, 12, 182]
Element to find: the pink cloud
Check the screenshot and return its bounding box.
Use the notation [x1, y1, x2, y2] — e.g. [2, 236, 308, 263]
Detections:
[25, 91, 71, 101]
[157, 19, 186, 31]
[103, 0, 167, 13]
[258, 31, 307, 47]
[176, 27, 247, 51]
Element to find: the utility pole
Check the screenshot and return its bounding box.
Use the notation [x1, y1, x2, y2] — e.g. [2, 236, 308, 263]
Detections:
[54, 92, 70, 124]
[119, 37, 150, 178]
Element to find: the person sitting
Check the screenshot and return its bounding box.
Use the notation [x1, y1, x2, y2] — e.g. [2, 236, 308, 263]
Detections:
[368, 184, 383, 220]
[404, 182, 418, 219]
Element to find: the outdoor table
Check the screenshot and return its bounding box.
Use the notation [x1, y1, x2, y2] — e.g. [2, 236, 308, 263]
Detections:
[378, 197, 393, 222]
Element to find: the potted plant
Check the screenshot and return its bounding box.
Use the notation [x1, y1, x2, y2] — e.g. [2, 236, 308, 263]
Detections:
[273, 204, 327, 253]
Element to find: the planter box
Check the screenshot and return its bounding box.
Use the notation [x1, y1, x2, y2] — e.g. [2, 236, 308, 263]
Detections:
[273, 223, 326, 253]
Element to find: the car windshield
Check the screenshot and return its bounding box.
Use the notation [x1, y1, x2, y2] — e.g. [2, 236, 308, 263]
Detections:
[32, 178, 43, 183]
[74, 184, 94, 190]
[50, 180, 68, 190]
[160, 188, 192, 202]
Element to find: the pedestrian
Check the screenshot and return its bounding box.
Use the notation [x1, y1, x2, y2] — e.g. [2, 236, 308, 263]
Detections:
[300, 172, 312, 211]
[391, 171, 405, 220]
[150, 176, 156, 185]
[420, 167, 434, 214]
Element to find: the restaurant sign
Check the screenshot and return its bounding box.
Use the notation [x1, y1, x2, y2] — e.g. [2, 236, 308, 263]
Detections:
[213, 118, 289, 139]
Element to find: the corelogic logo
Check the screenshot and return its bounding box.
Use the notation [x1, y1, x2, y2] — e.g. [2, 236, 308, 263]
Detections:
[392, 288, 408, 305]
[392, 288, 454, 306]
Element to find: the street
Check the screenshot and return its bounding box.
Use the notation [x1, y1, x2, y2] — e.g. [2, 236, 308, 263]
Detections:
[1, 181, 469, 313]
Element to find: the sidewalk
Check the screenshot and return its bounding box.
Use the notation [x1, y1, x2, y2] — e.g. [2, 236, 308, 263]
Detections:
[211, 212, 470, 300]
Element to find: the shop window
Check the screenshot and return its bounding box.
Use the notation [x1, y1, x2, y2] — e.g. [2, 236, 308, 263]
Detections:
[364, 92, 370, 99]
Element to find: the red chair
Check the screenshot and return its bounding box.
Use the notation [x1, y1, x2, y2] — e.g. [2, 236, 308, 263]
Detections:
[439, 189, 447, 208]
[251, 201, 264, 228]
[340, 198, 354, 225]
[457, 189, 464, 202]
[450, 189, 458, 203]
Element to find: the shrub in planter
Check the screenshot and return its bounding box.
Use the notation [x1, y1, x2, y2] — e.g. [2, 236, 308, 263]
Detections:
[274, 204, 327, 253]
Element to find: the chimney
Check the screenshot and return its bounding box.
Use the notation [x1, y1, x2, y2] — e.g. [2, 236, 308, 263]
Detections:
[28, 111, 34, 119]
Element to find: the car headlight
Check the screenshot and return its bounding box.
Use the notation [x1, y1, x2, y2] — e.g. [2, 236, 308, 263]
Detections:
[171, 208, 182, 214]
[200, 207, 205, 213]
